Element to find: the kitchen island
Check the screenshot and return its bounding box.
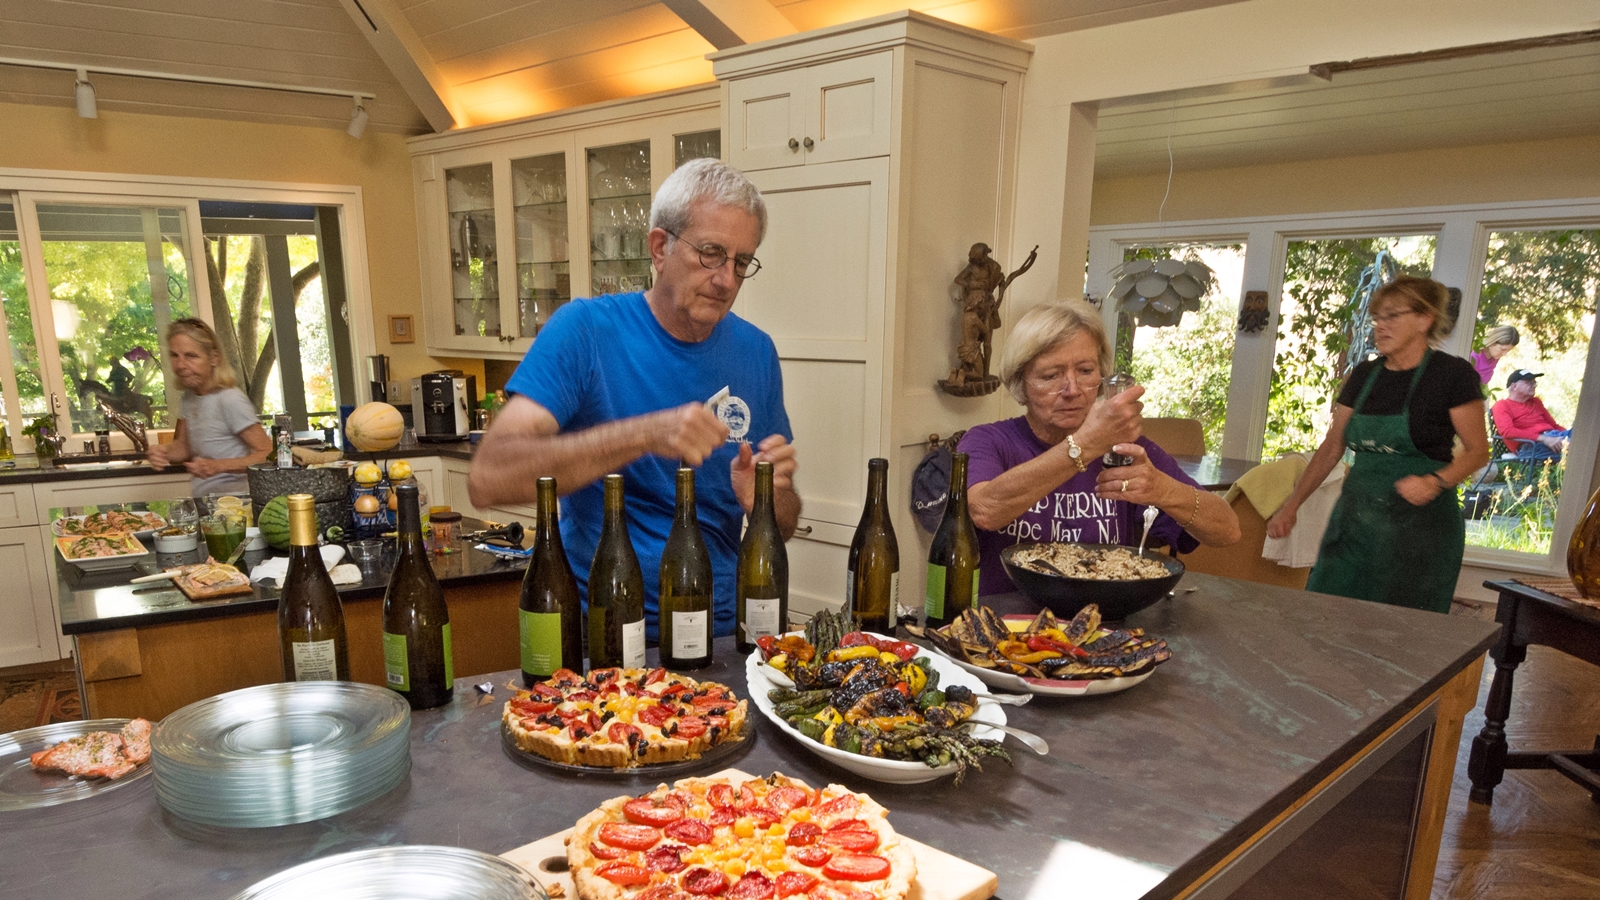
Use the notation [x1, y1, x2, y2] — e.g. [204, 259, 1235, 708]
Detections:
[57, 517, 528, 721]
[2, 573, 1496, 900]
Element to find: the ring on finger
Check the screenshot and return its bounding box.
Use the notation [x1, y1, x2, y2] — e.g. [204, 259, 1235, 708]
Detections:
[1121, 479, 1129, 493]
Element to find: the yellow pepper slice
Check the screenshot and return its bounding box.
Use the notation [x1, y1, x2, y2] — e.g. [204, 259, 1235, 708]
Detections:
[826, 645, 882, 662]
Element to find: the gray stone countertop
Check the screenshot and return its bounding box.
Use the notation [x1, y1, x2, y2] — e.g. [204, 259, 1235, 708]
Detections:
[0, 573, 1497, 900]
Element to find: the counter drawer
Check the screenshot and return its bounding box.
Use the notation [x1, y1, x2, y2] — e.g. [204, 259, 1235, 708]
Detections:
[0, 483, 38, 528]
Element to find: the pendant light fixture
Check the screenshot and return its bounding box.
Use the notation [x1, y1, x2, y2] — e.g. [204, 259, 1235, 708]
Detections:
[74, 68, 97, 119]
[346, 97, 369, 139]
[1104, 117, 1215, 328]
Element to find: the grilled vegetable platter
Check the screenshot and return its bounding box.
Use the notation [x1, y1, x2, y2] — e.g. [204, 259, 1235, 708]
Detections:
[908, 604, 1171, 697]
[746, 610, 1009, 785]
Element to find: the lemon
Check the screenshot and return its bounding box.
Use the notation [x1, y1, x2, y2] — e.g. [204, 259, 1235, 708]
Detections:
[386, 459, 413, 481]
[354, 462, 383, 485]
[215, 495, 243, 509]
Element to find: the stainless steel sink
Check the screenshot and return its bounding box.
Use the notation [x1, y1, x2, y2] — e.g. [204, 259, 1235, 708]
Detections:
[49, 458, 148, 470]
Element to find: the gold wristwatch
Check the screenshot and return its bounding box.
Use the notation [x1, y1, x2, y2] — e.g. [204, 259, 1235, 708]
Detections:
[1065, 435, 1087, 474]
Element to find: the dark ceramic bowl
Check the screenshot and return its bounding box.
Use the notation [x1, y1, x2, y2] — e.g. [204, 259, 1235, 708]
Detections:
[999, 542, 1184, 621]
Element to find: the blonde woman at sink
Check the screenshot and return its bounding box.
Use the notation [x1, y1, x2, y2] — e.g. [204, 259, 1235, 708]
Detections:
[145, 318, 271, 498]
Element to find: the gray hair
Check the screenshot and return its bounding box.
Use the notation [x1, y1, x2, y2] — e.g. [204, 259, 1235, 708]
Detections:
[998, 301, 1113, 404]
[1482, 324, 1520, 349]
[649, 157, 767, 245]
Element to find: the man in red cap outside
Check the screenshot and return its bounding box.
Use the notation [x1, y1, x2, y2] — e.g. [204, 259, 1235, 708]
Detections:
[1491, 369, 1569, 462]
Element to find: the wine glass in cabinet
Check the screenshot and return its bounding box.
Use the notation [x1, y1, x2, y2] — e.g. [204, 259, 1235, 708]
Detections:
[587, 141, 653, 297]
[445, 163, 500, 339]
[512, 152, 570, 337]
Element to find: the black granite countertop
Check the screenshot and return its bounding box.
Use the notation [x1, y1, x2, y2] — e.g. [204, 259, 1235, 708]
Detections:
[56, 519, 527, 635]
[1, 573, 1498, 900]
[0, 455, 183, 485]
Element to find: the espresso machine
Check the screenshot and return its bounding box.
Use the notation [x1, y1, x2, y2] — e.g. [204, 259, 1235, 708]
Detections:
[412, 370, 477, 442]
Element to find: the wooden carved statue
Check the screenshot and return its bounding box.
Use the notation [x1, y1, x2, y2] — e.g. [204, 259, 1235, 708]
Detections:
[941, 243, 1038, 397]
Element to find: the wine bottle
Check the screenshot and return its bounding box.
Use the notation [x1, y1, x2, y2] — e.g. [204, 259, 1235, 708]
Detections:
[660, 467, 714, 670]
[925, 452, 979, 628]
[519, 476, 584, 685]
[589, 474, 646, 669]
[848, 458, 899, 634]
[382, 482, 454, 709]
[736, 461, 788, 653]
[278, 493, 349, 682]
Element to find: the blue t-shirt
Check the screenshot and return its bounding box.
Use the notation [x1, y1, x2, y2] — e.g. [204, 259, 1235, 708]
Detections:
[505, 292, 792, 639]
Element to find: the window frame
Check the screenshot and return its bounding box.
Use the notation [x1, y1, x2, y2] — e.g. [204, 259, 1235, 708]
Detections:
[0, 167, 378, 447]
[1089, 197, 1600, 576]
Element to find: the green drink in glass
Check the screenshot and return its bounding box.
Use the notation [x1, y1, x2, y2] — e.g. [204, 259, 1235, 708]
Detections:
[201, 514, 246, 561]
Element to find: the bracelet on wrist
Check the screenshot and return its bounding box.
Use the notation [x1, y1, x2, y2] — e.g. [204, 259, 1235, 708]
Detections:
[1428, 471, 1449, 489]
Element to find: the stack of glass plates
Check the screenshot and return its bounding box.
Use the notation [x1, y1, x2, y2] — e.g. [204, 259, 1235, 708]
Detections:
[152, 681, 410, 828]
[232, 846, 546, 900]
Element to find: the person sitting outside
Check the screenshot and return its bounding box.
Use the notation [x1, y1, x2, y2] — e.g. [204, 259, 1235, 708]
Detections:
[1491, 369, 1568, 462]
[1470, 324, 1519, 386]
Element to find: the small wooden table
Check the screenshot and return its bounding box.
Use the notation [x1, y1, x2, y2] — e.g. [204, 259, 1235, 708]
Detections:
[1173, 454, 1257, 491]
[1467, 579, 1600, 804]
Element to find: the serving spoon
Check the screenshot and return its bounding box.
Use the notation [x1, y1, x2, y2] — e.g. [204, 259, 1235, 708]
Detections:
[976, 692, 1032, 707]
[1136, 505, 1159, 556]
[981, 723, 1050, 755]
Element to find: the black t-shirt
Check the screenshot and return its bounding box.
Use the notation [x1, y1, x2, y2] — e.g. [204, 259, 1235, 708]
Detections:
[1335, 351, 1484, 462]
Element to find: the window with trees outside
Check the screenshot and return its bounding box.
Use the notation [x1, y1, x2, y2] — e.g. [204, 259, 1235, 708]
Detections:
[0, 177, 371, 458]
[1088, 199, 1600, 573]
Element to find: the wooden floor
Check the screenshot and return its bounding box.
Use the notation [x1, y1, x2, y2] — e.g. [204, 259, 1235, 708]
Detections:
[1432, 616, 1600, 898]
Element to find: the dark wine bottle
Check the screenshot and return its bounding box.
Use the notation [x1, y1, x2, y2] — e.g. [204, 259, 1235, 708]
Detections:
[519, 476, 584, 685]
[589, 474, 646, 669]
[382, 482, 453, 709]
[660, 467, 713, 670]
[278, 493, 349, 682]
[925, 452, 979, 628]
[848, 458, 899, 634]
[736, 461, 787, 653]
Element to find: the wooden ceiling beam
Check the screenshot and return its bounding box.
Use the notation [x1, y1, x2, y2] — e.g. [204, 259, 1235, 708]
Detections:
[338, 0, 457, 132]
[660, 0, 796, 51]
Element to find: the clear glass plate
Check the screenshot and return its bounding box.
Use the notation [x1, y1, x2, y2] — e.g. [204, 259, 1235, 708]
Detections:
[232, 845, 546, 900]
[0, 718, 151, 811]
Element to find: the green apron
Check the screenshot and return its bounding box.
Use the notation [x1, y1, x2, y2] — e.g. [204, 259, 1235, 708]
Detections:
[1306, 350, 1463, 614]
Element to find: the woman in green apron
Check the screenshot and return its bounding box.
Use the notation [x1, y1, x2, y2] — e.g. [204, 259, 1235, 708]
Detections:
[1267, 276, 1490, 613]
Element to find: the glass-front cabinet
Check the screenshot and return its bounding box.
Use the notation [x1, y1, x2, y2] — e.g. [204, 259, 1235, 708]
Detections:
[411, 87, 719, 358]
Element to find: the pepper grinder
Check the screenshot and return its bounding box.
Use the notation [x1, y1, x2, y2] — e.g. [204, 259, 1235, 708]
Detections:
[1102, 373, 1137, 467]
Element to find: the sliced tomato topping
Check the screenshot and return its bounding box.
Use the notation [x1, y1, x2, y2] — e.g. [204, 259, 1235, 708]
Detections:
[623, 681, 643, 696]
[596, 861, 652, 886]
[530, 683, 564, 700]
[550, 667, 584, 686]
[674, 716, 709, 739]
[817, 830, 879, 853]
[775, 872, 818, 898]
[767, 786, 812, 814]
[637, 887, 686, 900]
[682, 867, 729, 896]
[785, 822, 822, 846]
[728, 871, 776, 900]
[707, 783, 735, 808]
[691, 694, 734, 712]
[645, 668, 668, 685]
[599, 822, 661, 851]
[745, 804, 780, 828]
[790, 846, 832, 868]
[567, 689, 598, 703]
[708, 806, 738, 827]
[625, 797, 686, 827]
[821, 855, 891, 882]
[815, 794, 859, 818]
[825, 819, 870, 832]
[737, 781, 764, 807]
[661, 683, 692, 697]
[707, 715, 730, 733]
[663, 818, 714, 846]
[589, 842, 629, 861]
[589, 667, 621, 685]
[646, 843, 688, 873]
[664, 790, 693, 809]
[510, 698, 556, 716]
[609, 722, 643, 748]
[639, 705, 675, 727]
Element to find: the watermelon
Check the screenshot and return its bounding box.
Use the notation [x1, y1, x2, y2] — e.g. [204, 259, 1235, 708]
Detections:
[258, 495, 291, 550]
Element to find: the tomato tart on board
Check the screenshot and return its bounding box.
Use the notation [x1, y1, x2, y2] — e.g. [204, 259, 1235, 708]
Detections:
[567, 773, 916, 900]
[503, 668, 749, 769]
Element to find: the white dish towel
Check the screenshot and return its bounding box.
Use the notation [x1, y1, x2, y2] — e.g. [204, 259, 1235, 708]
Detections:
[249, 545, 361, 587]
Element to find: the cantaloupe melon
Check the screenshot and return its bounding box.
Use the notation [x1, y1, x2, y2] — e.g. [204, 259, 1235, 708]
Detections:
[346, 402, 404, 452]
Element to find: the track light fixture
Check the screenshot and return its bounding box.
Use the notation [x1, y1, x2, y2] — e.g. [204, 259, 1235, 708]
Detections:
[347, 97, 369, 139]
[74, 68, 97, 119]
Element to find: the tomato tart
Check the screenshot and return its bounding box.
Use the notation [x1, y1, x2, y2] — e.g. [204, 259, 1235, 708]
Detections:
[566, 773, 915, 900]
[503, 668, 749, 769]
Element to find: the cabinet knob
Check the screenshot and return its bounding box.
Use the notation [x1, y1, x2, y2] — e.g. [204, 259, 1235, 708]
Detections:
[788, 138, 799, 151]
[803, 137, 814, 150]
[793, 524, 813, 536]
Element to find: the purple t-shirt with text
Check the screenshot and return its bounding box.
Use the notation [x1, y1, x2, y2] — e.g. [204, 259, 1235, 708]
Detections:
[957, 417, 1201, 596]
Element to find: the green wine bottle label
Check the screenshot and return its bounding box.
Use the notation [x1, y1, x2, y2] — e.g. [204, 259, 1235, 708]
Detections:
[520, 610, 565, 676]
[744, 597, 781, 640]
[925, 564, 946, 620]
[442, 622, 454, 686]
[290, 639, 338, 681]
[383, 631, 409, 691]
[623, 619, 646, 669]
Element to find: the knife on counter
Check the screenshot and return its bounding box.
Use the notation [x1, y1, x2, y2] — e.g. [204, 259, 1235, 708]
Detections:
[130, 539, 250, 584]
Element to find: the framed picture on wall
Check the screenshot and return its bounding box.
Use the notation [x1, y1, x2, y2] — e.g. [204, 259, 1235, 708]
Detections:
[388, 315, 415, 344]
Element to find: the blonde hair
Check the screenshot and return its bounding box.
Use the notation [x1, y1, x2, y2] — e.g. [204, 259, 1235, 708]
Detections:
[166, 318, 238, 390]
[1481, 324, 1519, 350]
[998, 301, 1113, 404]
[1371, 275, 1453, 344]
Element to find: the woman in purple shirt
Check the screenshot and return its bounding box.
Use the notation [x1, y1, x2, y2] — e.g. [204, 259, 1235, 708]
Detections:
[1469, 325, 1519, 386]
[957, 302, 1240, 597]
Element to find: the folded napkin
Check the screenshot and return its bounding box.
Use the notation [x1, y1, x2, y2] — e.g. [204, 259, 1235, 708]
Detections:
[250, 544, 348, 587]
[1226, 453, 1308, 518]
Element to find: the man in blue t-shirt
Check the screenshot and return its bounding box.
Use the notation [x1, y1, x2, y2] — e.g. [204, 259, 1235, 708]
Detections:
[469, 158, 801, 641]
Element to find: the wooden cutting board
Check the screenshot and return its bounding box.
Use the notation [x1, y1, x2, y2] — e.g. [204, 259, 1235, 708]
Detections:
[168, 564, 254, 601]
[500, 768, 996, 900]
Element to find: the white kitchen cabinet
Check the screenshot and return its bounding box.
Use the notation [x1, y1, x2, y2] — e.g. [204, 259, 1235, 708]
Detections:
[713, 12, 1031, 616]
[441, 457, 537, 526]
[410, 87, 721, 360]
[399, 455, 445, 513]
[0, 524, 56, 667]
[0, 482, 40, 528]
